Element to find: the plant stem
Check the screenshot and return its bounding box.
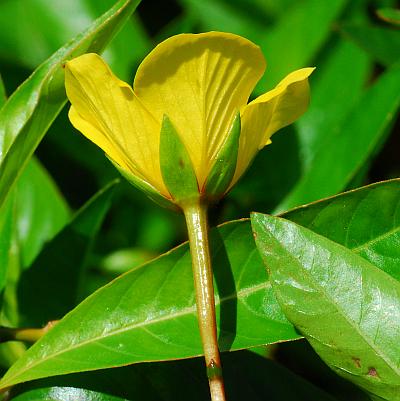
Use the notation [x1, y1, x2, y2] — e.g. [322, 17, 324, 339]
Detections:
[0, 321, 57, 343]
[183, 202, 226, 401]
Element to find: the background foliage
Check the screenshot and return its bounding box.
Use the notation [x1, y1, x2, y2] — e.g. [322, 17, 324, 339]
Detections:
[0, 0, 399, 400]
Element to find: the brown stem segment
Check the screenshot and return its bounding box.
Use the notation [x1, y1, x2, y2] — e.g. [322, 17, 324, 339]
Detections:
[183, 202, 226, 401]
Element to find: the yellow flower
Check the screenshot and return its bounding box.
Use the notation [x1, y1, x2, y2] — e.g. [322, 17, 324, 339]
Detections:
[64, 32, 314, 206]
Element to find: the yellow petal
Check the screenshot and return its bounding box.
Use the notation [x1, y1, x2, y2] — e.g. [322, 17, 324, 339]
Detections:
[64, 53, 169, 197]
[134, 32, 266, 187]
[232, 67, 315, 185]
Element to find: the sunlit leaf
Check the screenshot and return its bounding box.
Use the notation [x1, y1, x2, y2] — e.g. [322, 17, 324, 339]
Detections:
[2, 179, 400, 387]
[252, 213, 400, 400]
[0, 220, 299, 389]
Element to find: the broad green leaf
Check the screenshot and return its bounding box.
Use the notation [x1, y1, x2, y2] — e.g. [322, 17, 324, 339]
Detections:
[284, 179, 400, 281]
[3, 180, 400, 387]
[0, 0, 140, 210]
[277, 65, 400, 212]
[0, 221, 300, 389]
[252, 213, 400, 400]
[17, 181, 118, 327]
[339, 22, 400, 66]
[377, 7, 400, 26]
[8, 351, 339, 401]
[296, 38, 370, 170]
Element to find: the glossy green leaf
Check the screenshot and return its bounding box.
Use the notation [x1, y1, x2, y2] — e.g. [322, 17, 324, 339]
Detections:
[17, 180, 118, 327]
[277, 65, 400, 212]
[8, 351, 338, 401]
[3, 179, 400, 387]
[377, 7, 400, 26]
[0, 0, 140, 210]
[0, 220, 299, 389]
[252, 213, 400, 400]
[284, 179, 400, 281]
[159, 115, 199, 206]
[340, 22, 400, 66]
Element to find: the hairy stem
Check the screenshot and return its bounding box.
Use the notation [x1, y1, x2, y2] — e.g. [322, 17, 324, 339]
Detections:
[183, 202, 226, 401]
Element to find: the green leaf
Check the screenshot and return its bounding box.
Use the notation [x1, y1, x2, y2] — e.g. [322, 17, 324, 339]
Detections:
[252, 213, 400, 400]
[17, 181, 118, 327]
[339, 22, 400, 66]
[8, 350, 339, 401]
[377, 7, 400, 26]
[256, 0, 348, 90]
[0, 158, 69, 307]
[296, 38, 370, 171]
[277, 65, 400, 212]
[0, 0, 150, 80]
[283, 179, 400, 281]
[0, 220, 299, 389]
[159, 115, 199, 206]
[205, 112, 241, 199]
[0, 0, 140, 210]
[3, 179, 400, 388]
[0, 159, 69, 367]
[10, 159, 70, 270]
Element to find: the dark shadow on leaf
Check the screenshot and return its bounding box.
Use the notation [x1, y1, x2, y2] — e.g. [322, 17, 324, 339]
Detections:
[210, 228, 237, 351]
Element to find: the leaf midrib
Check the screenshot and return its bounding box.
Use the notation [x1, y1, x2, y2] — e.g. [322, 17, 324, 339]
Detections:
[1, 281, 271, 386]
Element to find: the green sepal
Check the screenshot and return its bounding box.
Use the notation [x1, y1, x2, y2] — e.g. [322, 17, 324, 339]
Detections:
[107, 157, 177, 211]
[204, 112, 241, 200]
[159, 115, 199, 207]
